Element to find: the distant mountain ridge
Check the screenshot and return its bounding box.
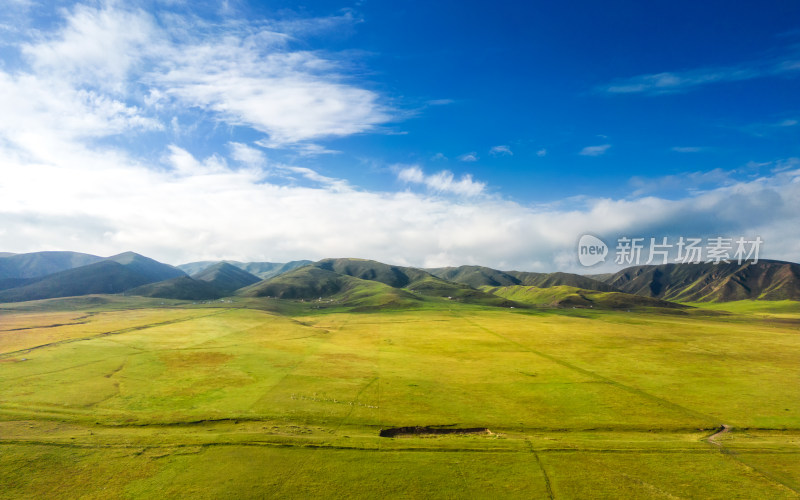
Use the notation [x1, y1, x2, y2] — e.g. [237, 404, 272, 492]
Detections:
[127, 276, 222, 301]
[0, 251, 104, 279]
[177, 260, 311, 279]
[238, 258, 520, 309]
[0, 252, 185, 303]
[191, 262, 261, 294]
[597, 260, 800, 302]
[427, 265, 617, 292]
[0, 251, 798, 305]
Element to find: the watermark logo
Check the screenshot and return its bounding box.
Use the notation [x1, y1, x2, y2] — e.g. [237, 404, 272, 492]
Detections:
[577, 235, 763, 267]
[577, 234, 608, 267]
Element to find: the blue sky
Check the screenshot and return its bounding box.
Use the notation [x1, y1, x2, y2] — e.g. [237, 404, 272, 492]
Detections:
[0, 0, 798, 270]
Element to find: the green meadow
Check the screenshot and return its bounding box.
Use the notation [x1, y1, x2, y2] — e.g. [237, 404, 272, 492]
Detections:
[1, 296, 799, 498]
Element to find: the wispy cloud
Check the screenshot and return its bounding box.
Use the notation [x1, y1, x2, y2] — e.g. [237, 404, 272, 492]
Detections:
[536, 148, 547, 157]
[397, 166, 485, 196]
[489, 145, 513, 156]
[597, 46, 800, 96]
[427, 98, 454, 106]
[737, 117, 799, 137]
[579, 144, 611, 157]
[628, 168, 738, 196]
[457, 152, 478, 162]
[671, 146, 704, 153]
[9, 3, 394, 155]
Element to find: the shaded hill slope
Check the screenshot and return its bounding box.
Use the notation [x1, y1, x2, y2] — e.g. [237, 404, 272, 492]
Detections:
[239, 261, 521, 309]
[427, 265, 616, 292]
[178, 260, 311, 279]
[192, 262, 261, 294]
[0, 252, 186, 303]
[484, 285, 687, 310]
[602, 260, 800, 302]
[0, 251, 103, 279]
[237, 266, 420, 310]
[127, 276, 221, 300]
[0, 261, 155, 302]
[313, 259, 519, 307]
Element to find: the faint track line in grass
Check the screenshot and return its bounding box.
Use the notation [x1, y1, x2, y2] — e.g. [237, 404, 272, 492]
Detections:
[0, 309, 236, 359]
[581, 453, 682, 499]
[333, 377, 378, 434]
[459, 314, 719, 425]
[704, 425, 800, 495]
[246, 318, 351, 413]
[526, 439, 555, 499]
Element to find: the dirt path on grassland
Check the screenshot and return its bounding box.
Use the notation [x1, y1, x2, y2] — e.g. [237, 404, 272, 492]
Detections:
[706, 424, 731, 445]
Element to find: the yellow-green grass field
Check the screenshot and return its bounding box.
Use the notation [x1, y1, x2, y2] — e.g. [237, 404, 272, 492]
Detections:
[1, 296, 799, 498]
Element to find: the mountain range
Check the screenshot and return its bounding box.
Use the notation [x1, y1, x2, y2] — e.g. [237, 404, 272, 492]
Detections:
[0, 251, 797, 309]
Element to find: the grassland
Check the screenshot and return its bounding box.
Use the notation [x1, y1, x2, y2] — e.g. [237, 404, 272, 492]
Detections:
[1, 295, 799, 498]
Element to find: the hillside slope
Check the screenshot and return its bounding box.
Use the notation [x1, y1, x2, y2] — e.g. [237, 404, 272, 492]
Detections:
[237, 266, 420, 310]
[0, 261, 155, 302]
[313, 259, 518, 306]
[192, 262, 261, 294]
[178, 260, 311, 279]
[603, 260, 800, 302]
[105, 252, 186, 282]
[427, 265, 616, 292]
[127, 276, 221, 300]
[0, 251, 103, 279]
[0, 253, 186, 303]
[485, 285, 687, 310]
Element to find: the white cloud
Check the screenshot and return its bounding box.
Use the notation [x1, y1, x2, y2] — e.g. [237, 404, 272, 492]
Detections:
[536, 149, 547, 157]
[1, 142, 799, 270]
[427, 99, 454, 106]
[489, 145, 512, 156]
[579, 144, 611, 156]
[23, 4, 163, 94]
[397, 166, 485, 197]
[597, 45, 800, 95]
[229, 142, 267, 167]
[431, 152, 447, 161]
[12, 3, 394, 153]
[672, 146, 704, 153]
[628, 168, 737, 196]
[457, 152, 478, 162]
[2, 4, 799, 272]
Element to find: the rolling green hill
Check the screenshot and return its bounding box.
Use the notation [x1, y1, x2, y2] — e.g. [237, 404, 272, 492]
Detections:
[603, 260, 800, 302]
[104, 252, 185, 282]
[127, 276, 222, 300]
[0, 253, 187, 303]
[313, 258, 520, 306]
[237, 266, 419, 310]
[427, 265, 616, 292]
[484, 285, 687, 310]
[0, 261, 154, 302]
[0, 251, 103, 279]
[314, 258, 431, 288]
[178, 260, 311, 279]
[425, 265, 522, 288]
[192, 262, 261, 294]
[240, 259, 522, 309]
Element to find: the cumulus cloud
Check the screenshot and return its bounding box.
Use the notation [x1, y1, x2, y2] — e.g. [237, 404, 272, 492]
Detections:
[2, 149, 799, 271]
[1, 3, 799, 273]
[579, 144, 611, 156]
[397, 166, 485, 197]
